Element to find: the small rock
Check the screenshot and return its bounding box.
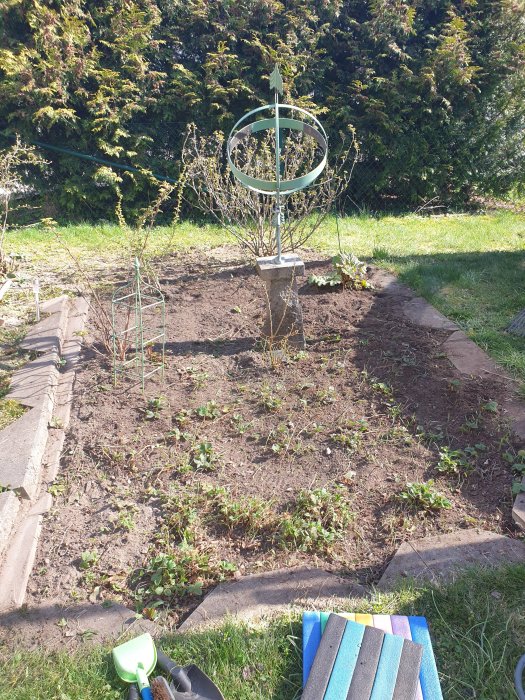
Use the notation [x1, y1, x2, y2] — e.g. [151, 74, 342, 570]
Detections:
[325, 447, 332, 456]
[491, 590, 502, 599]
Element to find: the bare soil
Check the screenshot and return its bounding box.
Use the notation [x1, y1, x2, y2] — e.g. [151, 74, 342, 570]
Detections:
[27, 250, 519, 627]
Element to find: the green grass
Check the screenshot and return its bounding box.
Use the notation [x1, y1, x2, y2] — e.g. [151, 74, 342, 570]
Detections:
[7, 220, 228, 263]
[316, 211, 525, 382]
[0, 398, 26, 431]
[2, 565, 523, 699]
[8, 210, 525, 379]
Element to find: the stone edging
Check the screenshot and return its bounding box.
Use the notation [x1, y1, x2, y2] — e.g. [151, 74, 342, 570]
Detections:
[372, 269, 525, 530]
[0, 295, 89, 611]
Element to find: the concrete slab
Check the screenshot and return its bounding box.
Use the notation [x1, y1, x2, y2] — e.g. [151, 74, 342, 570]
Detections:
[378, 529, 525, 589]
[19, 297, 68, 355]
[179, 567, 366, 631]
[0, 491, 20, 558]
[370, 269, 413, 298]
[42, 429, 66, 483]
[0, 393, 53, 499]
[513, 477, 525, 530]
[8, 352, 58, 408]
[42, 297, 89, 481]
[40, 295, 70, 315]
[256, 254, 305, 281]
[0, 297, 90, 614]
[0, 494, 51, 611]
[62, 297, 89, 355]
[502, 397, 525, 444]
[257, 255, 306, 349]
[441, 330, 504, 378]
[403, 297, 459, 332]
[0, 601, 160, 650]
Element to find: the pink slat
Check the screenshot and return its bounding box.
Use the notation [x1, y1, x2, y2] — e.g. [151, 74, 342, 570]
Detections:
[373, 614, 393, 634]
[391, 615, 424, 700]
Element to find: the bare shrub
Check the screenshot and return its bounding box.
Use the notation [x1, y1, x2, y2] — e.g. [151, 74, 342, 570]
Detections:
[58, 174, 176, 356]
[0, 136, 49, 273]
[182, 123, 358, 257]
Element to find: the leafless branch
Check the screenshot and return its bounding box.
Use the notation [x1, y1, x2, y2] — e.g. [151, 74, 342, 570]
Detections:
[182, 123, 358, 257]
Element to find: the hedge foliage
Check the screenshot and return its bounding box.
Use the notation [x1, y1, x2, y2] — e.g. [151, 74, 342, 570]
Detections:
[1, 0, 524, 220]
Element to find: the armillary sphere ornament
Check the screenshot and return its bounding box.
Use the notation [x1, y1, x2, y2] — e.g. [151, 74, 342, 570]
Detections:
[227, 65, 328, 263]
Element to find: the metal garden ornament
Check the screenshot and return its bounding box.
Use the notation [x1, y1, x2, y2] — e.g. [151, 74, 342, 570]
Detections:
[227, 65, 328, 264]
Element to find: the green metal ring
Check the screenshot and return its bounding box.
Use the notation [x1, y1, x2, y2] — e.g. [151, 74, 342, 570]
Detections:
[227, 104, 328, 195]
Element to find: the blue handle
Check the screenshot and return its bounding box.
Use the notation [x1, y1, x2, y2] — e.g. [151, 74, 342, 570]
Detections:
[515, 654, 525, 700]
[140, 688, 153, 700]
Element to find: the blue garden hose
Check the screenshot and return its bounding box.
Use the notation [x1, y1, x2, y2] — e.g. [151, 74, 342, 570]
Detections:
[516, 655, 525, 700]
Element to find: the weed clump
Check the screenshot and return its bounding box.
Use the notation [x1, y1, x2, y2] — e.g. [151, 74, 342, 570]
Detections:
[206, 486, 276, 535]
[133, 545, 236, 609]
[279, 486, 353, 552]
[397, 481, 452, 513]
[308, 252, 373, 290]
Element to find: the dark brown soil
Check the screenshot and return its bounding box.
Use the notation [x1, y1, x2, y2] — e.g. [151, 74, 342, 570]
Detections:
[27, 250, 519, 626]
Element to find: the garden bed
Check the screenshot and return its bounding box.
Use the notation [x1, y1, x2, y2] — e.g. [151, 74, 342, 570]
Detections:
[27, 250, 518, 626]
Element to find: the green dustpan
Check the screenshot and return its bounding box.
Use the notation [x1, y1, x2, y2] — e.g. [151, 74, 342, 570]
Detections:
[113, 633, 157, 700]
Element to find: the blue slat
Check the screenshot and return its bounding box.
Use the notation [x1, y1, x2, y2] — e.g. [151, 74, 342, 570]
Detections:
[369, 632, 404, 700]
[303, 612, 321, 687]
[409, 616, 443, 700]
[324, 620, 365, 700]
[320, 612, 330, 634]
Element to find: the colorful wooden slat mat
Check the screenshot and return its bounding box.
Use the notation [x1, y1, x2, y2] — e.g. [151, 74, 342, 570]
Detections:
[302, 612, 443, 700]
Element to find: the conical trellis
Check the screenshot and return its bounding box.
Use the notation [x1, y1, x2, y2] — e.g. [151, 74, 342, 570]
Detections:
[111, 258, 166, 389]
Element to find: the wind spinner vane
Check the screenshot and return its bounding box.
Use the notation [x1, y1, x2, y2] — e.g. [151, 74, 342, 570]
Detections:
[227, 65, 328, 264]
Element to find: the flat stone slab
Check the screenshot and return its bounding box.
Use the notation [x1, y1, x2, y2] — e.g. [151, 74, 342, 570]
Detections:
[8, 352, 58, 408]
[370, 269, 413, 298]
[0, 393, 53, 499]
[61, 297, 89, 358]
[0, 491, 20, 558]
[42, 297, 89, 481]
[179, 567, 366, 631]
[0, 601, 160, 650]
[501, 397, 525, 444]
[0, 494, 51, 611]
[256, 254, 305, 280]
[378, 529, 525, 589]
[441, 330, 504, 378]
[403, 297, 459, 331]
[19, 297, 68, 355]
[40, 295, 70, 315]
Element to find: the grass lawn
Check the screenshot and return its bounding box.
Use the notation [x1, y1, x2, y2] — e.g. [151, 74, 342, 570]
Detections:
[2, 565, 524, 699]
[8, 210, 525, 382]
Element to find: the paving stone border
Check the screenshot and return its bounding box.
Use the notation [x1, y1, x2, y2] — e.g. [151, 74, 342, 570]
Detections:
[179, 567, 366, 631]
[179, 530, 525, 633]
[0, 295, 89, 611]
[371, 268, 525, 530]
[0, 600, 159, 651]
[378, 529, 525, 589]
